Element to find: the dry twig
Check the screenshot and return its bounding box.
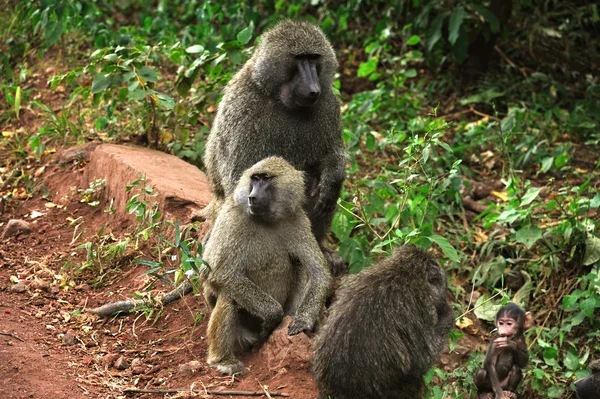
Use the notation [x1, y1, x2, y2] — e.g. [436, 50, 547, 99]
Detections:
[122, 387, 289, 396]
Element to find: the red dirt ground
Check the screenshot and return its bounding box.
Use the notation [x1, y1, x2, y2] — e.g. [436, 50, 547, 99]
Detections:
[0, 154, 323, 398]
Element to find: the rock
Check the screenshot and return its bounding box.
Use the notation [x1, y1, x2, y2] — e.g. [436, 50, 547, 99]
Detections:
[82, 144, 211, 225]
[258, 316, 312, 371]
[114, 356, 129, 370]
[131, 358, 145, 374]
[2, 219, 32, 239]
[30, 279, 50, 292]
[63, 329, 77, 346]
[100, 353, 120, 367]
[10, 281, 27, 293]
[74, 283, 90, 292]
[177, 360, 202, 374]
[58, 142, 100, 163]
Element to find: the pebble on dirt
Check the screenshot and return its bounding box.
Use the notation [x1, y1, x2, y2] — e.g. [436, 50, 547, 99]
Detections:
[10, 281, 27, 293]
[1, 219, 32, 239]
[114, 356, 129, 370]
[63, 329, 77, 346]
[177, 360, 203, 374]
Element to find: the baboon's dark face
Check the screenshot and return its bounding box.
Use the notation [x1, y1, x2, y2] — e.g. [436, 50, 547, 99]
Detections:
[281, 54, 322, 108]
[250, 21, 337, 110]
[575, 371, 600, 399]
[247, 173, 274, 217]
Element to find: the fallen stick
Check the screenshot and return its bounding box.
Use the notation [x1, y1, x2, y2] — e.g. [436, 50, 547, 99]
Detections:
[86, 279, 194, 317]
[122, 387, 289, 397]
[0, 331, 25, 342]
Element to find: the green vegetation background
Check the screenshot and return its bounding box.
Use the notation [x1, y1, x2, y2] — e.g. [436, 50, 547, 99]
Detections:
[1, 1, 599, 397]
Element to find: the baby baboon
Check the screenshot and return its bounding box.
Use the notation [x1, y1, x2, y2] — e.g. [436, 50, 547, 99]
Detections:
[474, 303, 532, 399]
[311, 246, 453, 399]
[204, 20, 347, 275]
[202, 156, 332, 375]
[575, 359, 600, 399]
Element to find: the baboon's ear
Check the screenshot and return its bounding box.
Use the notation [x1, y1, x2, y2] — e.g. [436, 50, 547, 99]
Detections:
[523, 311, 533, 329]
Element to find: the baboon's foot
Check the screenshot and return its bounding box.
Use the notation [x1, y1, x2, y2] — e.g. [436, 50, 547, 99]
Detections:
[478, 392, 517, 399]
[208, 358, 247, 376]
[322, 247, 348, 276]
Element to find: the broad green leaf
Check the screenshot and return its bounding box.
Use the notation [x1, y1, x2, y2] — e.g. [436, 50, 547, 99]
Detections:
[103, 53, 118, 62]
[520, 187, 541, 206]
[91, 73, 111, 93]
[357, 58, 378, 77]
[427, 14, 445, 52]
[407, 35, 421, 46]
[153, 92, 175, 109]
[515, 225, 542, 249]
[448, 6, 465, 45]
[185, 44, 204, 54]
[583, 235, 600, 266]
[473, 295, 499, 321]
[44, 21, 63, 46]
[564, 349, 580, 371]
[590, 193, 600, 208]
[580, 297, 596, 319]
[405, 68, 417, 78]
[452, 25, 469, 63]
[129, 87, 146, 101]
[138, 66, 158, 82]
[540, 157, 554, 173]
[562, 294, 579, 311]
[427, 234, 458, 261]
[237, 24, 254, 45]
[501, 114, 517, 133]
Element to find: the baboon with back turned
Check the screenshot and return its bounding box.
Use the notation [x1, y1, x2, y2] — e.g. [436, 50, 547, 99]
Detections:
[311, 246, 453, 399]
[204, 20, 347, 275]
[202, 156, 332, 375]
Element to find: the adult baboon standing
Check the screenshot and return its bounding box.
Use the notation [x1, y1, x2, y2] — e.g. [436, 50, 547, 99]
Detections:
[204, 20, 347, 275]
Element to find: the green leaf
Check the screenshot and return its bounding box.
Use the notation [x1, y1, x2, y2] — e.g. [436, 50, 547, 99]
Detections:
[14, 86, 20, 120]
[103, 53, 118, 62]
[470, 4, 500, 33]
[427, 14, 445, 52]
[44, 21, 63, 47]
[185, 44, 204, 54]
[583, 235, 600, 266]
[520, 187, 541, 206]
[129, 87, 146, 101]
[138, 66, 158, 82]
[473, 295, 499, 321]
[427, 234, 458, 261]
[357, 58, 378, 78]
[501, 114, 517, 133]
[134, 259, 162, 268]
[515, 225, 542, 249]
[564, 349, 580, 371]
[540, 157, 554, 173]
[91, 73, 111, 94]
[407, 35, 421, 46]
[152, 92, 175, 110]
[237, 23, 254, 45]
[448, 6, 465, 45]
[590, 193, 600, 208]
[405, 68, 417, 78]
[580, 297, 596, 319]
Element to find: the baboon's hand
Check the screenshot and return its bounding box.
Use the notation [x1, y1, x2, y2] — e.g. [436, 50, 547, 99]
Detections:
[288, 317, 313, 336]
[313, 185, 338, 216]
[260, 305, 284, 338]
